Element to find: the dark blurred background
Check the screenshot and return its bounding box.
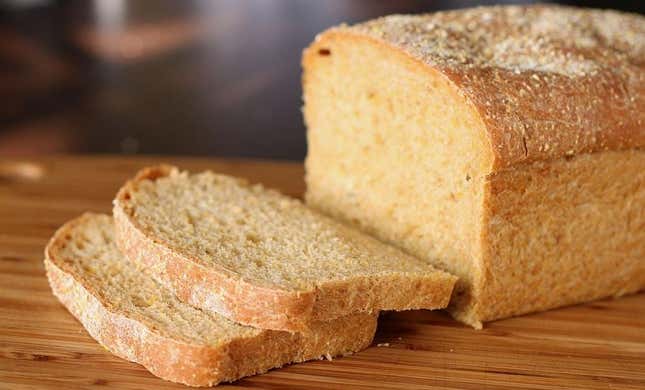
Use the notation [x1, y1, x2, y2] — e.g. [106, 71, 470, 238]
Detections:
[1, 0, 642, 160]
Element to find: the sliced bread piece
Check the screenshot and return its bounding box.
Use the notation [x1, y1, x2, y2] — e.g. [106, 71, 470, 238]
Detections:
[45, 213, 377, 387]
[113, 166, 457, 332]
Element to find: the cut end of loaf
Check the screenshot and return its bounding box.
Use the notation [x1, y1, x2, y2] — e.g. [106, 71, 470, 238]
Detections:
[303, 29, 489, 326]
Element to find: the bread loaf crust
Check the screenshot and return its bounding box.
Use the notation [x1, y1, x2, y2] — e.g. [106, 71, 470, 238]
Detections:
[302, 5, 644, 328]
[322, 5, 644, 170]
[45, 214, 378, 386]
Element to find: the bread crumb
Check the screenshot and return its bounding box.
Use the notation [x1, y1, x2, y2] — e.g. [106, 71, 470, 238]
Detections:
[377, 343, 390, 347]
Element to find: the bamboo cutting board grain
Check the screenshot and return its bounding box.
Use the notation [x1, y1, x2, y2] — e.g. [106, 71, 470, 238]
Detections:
[0, 156, 643, 389]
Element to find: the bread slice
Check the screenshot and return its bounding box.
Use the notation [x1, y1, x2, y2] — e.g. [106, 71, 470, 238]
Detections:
[302, 5, 645, 328]
[113, 166, 456, 332]
[45, 213, 377, 387]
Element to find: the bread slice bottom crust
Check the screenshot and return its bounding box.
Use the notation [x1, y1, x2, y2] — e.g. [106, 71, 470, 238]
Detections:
[45, 213, 377, 387]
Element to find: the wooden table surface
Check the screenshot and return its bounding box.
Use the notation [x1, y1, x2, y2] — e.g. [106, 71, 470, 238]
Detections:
[1, 156, 643, 390]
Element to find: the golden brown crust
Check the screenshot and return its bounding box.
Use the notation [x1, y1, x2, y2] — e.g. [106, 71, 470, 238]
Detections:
[45, 214, 378, 386]
[325, 5, 644, 170]
[448, 150, 645, 327]
[114, 166, 457, 332]
[476, 150, 645, 322]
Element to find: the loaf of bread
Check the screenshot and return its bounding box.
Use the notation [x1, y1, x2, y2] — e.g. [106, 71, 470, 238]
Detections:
[45, 213, 377, 386]
[303, 5, 645, 328]
[113, 166, 456, 332]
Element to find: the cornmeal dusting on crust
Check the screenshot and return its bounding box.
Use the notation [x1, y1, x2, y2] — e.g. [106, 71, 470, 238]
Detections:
[343, 5, 644, 169]
[356, 6, 643, 76]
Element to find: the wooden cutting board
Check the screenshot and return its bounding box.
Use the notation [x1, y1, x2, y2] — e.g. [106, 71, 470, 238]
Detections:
[1, 156, 643, 390]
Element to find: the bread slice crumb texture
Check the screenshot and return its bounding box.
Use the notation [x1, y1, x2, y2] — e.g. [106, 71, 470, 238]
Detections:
[49, 213, 255, 345]
[114, 166, 456, 330]
[45, 213, 377, 386]
[124, 167, 444, 290]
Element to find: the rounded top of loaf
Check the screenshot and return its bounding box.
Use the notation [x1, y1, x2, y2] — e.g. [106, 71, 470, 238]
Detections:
[356, 5, 643, 76]
[326, 5, 644, 169]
